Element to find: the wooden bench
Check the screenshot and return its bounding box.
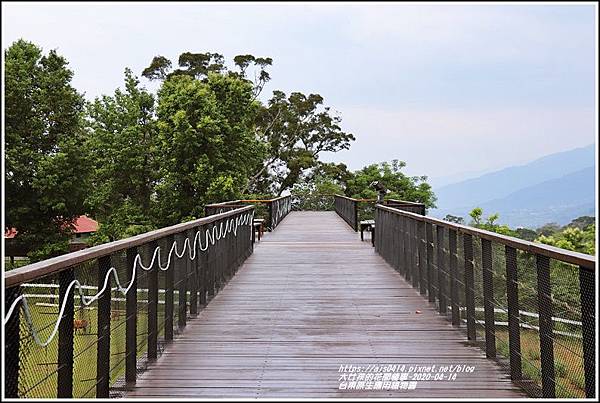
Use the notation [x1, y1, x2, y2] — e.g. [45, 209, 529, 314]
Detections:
[253, 219, 265, 243]
[359, 220, 375, 246]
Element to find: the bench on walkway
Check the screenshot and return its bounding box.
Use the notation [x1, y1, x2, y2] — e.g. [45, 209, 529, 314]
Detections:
[253, 218, 265, 242]
[360, 219, 375, 246]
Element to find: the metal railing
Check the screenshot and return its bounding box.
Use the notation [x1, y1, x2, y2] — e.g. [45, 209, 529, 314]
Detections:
[374, 204, 596, 398]
[4, 206, 255, 398]
[334, 195, 426, 232]
[204, 195, 291, 231]
[334, 195, 359, 231]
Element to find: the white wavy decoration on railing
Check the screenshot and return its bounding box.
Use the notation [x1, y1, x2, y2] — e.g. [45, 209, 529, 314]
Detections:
[271, 197, 291, 228]
[3, 210, 254, 347]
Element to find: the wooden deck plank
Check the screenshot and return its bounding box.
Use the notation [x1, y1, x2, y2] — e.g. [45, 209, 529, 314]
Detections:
[125, 212, 526, 398]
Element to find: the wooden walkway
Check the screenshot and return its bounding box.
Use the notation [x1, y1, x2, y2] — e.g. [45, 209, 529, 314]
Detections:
[126, 212, 525, 398]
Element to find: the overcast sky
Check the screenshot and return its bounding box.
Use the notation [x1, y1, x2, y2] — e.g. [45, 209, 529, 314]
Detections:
[2, 2, 597, 181]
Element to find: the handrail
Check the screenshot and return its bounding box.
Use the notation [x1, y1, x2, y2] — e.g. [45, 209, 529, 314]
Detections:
[4, 205, 255, 398]
[205, 195, 292, 231]
[374, 203, 596, 398]
[5, 206, 255, 288]
[377, 204, 595, 269]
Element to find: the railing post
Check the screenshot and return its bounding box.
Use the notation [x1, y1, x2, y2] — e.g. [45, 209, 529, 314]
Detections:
[396, 215, 401, 271]
[147, 241, 159, 361]
[96, 256, 111, 398]
[199, 225, 208, 305]
[464, 233, 476, 341]
[164, 239, 175, 341]
[436, 226, 447, 314]
[353, 200, 358, 232]
[481, 239, 496, 358]
[57, 269, 75, 398]
[207, 223, 215, 299]
[579, 266, 595, 398]
[178, 236, 188, 329]
[189, 229, 199, 316]
[449, 229, 459, 327]
[5, 286, 21, 398]
[505, 245, 522, 381]
[536, 254, 555, 397]
[125, 247, 138, 385]
[426, 223, 435, 303]
[411, 220, 419, 289]
[418, 221, 426, 296]
[268, 201, 274, 230]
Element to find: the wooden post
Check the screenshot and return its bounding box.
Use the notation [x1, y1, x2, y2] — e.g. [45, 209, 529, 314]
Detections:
[125, 247, 138, 385]
[481, 239, 496, 358]
[536, 254, 555, 397]
[57, 269, 75, 398]
[147, 242, 159, 361]
[96, 256, 111, 397]
[464, 234, 476, 341]
[5, 286, 21, 398]
[505, 246, 522, 381]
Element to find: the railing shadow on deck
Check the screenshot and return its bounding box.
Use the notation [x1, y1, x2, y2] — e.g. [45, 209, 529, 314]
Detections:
[371, 204, 596, 399]
[3, 206, 257, 398]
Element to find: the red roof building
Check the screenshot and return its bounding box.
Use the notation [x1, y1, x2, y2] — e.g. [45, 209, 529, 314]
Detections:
[5, 215, 99, 238]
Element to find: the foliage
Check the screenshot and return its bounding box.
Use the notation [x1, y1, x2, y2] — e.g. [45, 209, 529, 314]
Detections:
[291, 175, 344, 211]
[153, 72, 265, 226]
[5, 40, 89, 261]
[443, 214, 464, 224]
[468, 207, 515, 236]
[345, 160, 436, 208]
[86, 68, 158, 242]
[246, 91, 355, 195]
[565, 215, 595, 230]
[536, 224, 595, 255]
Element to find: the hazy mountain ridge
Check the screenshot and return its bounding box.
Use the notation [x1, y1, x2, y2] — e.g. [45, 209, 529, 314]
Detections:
[431, 145, 596, 228]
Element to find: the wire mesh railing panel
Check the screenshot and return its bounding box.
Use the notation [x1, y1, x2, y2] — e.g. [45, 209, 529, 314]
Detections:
[372, 204, 595, 398]
[549, 260, 585, 398]
[16, 272, 61, 398]
[4, 206, 255, 398]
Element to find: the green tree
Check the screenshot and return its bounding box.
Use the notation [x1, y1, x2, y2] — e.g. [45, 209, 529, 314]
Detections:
[154, 72, 265, 225]
[5, 40, 89, 260]
[468, 208, 515, 236]
[536, 225, 595, 255]
[443, 214, 465, 224]
[291, 175, 344, 211]
[345, 160, 436, 208]
[86, 68, 159, 242]
[565, 215, 595, 230]
[245, 91, 355, 195]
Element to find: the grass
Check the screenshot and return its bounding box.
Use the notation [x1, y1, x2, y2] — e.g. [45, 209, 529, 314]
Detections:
[495, 329, 585, 398]
[17, 289, 167, 398]
[4, 257, 30, 270]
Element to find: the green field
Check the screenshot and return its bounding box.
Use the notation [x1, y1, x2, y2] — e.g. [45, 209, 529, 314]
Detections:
[17, 287, 169, 398]
[494, 329, 585, 398]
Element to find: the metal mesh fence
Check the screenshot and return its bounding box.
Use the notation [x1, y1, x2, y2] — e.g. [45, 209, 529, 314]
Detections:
[4, 206, 257, 398]
[17, 273, 61, 398]
[372, 205, 595, 398]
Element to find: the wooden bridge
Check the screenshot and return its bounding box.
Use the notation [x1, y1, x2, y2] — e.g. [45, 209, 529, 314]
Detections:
[3, 196, 595, 399]
[126, 211, 524, 398]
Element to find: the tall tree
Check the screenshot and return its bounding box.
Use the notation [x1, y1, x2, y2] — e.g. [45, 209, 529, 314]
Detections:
[86, 68, 158, 242]
[154, 72, 265, 225]
[247, 91, 355, 195]
[5, 40, 89, 260]
[344, 160, 436, 208]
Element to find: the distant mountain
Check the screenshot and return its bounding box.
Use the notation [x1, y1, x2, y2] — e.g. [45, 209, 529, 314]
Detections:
[478, 167, 595, 227]
[431, 145, 596, 228]
[433, 144, 595, 209]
